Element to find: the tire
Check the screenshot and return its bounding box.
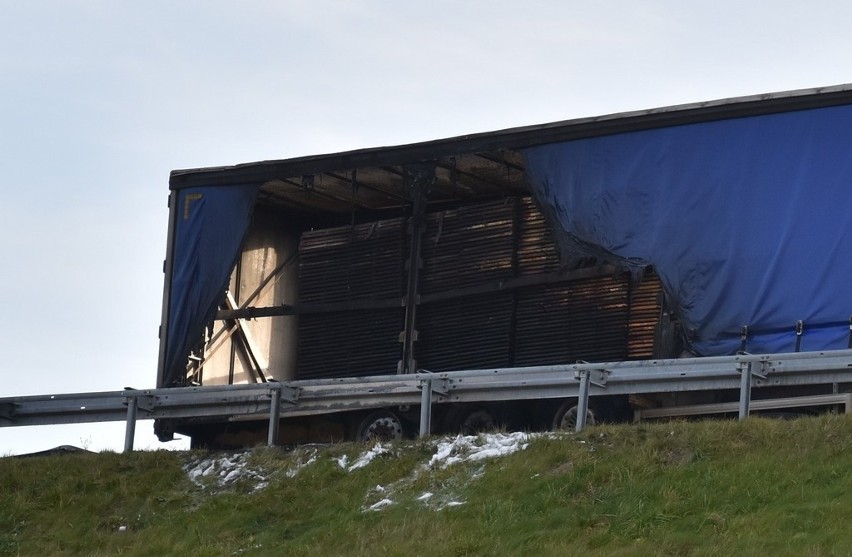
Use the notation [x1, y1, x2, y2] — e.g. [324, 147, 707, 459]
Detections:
[552, 400, 595, 431]
[456, 407, 499, 435]
[355, 410, 404, 442]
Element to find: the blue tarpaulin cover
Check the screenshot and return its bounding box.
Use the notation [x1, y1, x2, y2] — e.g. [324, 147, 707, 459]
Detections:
[163, 184, 259, 385]
[524, 104, 852, 356]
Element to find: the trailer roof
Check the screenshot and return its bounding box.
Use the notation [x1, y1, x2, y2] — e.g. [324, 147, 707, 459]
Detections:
[169, 84, 852, 215]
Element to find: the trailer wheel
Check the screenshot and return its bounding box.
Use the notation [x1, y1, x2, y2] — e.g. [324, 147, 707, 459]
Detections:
[456, 407, 499, 435]
[356, 411, 404, 442]
[552, 401, 595, 431]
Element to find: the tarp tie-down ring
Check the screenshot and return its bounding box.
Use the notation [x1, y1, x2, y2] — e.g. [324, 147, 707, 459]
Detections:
[795, 320, 804, 353]
[740, 325, 749, 353]
[848, 316, 852, 349]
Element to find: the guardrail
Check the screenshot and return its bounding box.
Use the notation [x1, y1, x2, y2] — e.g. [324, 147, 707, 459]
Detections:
[3, 349, 852, 452]
[634, 393, 852, 421]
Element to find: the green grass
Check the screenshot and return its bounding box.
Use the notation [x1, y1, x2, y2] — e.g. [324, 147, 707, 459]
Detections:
[2, 413, 852, 556]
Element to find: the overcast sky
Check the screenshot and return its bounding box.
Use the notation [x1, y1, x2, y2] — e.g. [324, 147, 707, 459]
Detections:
[2, 1, 851, 455]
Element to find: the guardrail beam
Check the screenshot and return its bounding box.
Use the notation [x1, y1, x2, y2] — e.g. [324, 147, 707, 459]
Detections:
[0, 349, 851, 436]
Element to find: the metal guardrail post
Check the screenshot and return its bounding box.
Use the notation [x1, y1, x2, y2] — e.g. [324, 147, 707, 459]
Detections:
[268, 383, 282, 447]
[124, 394, 138, 453]
[738, 362, 752, 420]
[576, 370, 591, 432]
[419, 379, 432, 437]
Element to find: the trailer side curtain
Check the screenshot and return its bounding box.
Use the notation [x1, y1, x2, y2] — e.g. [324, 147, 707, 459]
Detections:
[524, 104, 852, 356]
[163, 184, 260, 385]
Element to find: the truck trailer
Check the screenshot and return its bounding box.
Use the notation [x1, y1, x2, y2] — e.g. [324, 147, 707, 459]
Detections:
[153, 84, 852, 448]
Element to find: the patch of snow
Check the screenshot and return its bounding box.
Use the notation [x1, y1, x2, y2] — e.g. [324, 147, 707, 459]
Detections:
[286, 449, 318, 478]
[223, 469, 242, 483]
[367, 498, 395, 511]
[427, 432, 531, 469]
[346, 443, 390, 472]
[183, 451, 268, 492]
[335, 455, 349, 469]
[356, 431, 550, 513]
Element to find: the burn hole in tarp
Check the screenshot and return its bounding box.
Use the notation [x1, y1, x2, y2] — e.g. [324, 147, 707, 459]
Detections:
[294, 197, 662, 379]
[524, 103, 852, 355]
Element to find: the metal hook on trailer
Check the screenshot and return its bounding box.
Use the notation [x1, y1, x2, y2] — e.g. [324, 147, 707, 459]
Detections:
[847, 316, 852, 349]
[795, 320, 804, 353]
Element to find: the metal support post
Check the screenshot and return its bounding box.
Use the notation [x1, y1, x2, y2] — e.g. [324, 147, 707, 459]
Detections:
[419, 379, 433, 437]
[399, 164, 433, 375]
[124, 394, 138, 453]
[267, 384, 282, 447]
[738, 362, 752, 420]
[576, 370, 591, 432]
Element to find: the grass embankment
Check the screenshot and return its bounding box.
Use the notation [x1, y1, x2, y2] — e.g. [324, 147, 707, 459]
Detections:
[2, 414, 852, 556]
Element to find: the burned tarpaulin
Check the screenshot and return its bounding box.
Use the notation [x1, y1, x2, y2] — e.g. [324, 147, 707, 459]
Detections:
[524, 103, 852, 355]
